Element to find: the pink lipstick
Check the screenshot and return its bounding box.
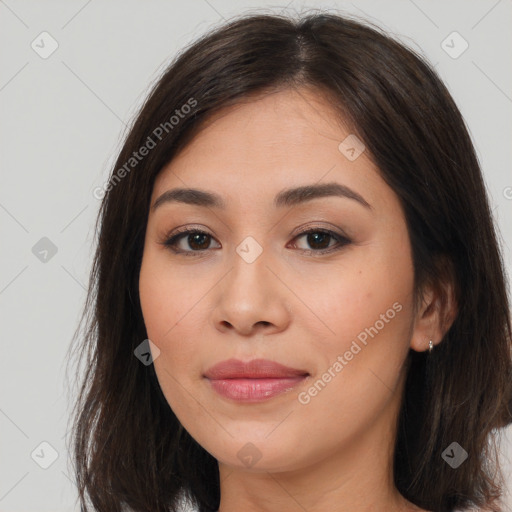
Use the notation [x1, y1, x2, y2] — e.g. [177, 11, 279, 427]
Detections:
[204, 358, 309, 402]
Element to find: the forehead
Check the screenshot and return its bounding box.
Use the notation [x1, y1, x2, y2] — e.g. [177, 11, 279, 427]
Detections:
[150, 88, 387, 211]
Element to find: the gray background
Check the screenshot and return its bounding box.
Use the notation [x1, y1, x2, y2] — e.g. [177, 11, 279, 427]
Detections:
[1, 1, 511, 511]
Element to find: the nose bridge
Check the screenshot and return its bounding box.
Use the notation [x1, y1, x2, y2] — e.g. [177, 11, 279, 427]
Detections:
[211, 230, 288, 330]
[226, 232, 274, 297]
[235, 234, 266, 267]
[225, 202, 271, 265]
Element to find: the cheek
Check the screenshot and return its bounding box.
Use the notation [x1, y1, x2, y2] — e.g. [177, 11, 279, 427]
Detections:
[293, 286, 413, 455]
[139, 249, 202, 381]
[139, 257, 202, 423]
[140, 246, 200, 341]
[304, 246, 413, 351]
[298, 242, 414, 408]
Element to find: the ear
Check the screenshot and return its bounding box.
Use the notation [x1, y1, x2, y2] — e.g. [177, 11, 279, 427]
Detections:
[410, 266, 458, 353]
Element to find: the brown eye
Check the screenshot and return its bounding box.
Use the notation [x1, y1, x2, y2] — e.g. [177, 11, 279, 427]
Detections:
[163, 230, 220, 255]
[291, 229, 351, 255]
[185, 232, 212, 250]
[302, 232, 332, 250]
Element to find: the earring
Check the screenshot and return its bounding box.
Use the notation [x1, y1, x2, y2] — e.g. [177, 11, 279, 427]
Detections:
[428, 340, 434, 353]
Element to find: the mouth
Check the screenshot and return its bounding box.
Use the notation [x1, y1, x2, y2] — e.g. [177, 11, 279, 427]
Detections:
[203, 358, 310, 403]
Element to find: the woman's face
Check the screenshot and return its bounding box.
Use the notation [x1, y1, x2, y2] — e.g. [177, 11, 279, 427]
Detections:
[139, 87, 423, 474]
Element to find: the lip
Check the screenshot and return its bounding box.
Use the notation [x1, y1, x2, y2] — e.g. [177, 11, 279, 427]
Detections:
[204, 358, 309, 403]
[204, 358, 309, 379]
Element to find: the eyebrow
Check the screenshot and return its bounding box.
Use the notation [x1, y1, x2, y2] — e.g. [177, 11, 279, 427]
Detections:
[151, 182, 372, 212]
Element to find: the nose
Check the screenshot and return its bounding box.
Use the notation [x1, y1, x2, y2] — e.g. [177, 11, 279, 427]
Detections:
[211, 243, 292, 337]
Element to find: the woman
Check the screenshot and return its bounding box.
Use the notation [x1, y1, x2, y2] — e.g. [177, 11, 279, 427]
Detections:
[67, 11, 512, 512]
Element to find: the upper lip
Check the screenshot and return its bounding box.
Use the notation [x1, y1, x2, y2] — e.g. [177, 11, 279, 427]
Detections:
[204, 358, 309, 379]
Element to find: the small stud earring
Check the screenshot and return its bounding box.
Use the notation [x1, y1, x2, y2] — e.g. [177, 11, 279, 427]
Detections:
[428, 340, 434, 353]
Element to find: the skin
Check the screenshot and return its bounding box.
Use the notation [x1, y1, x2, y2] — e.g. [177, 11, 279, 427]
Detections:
[138, 87, 453, 512]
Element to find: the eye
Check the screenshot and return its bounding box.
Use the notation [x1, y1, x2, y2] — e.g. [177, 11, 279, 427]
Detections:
[289, 228, 351, 255]
[160, 226, 351, 257]
[161, 228, 220, 256]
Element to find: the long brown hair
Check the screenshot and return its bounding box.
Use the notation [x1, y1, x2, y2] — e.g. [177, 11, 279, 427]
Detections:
[65, 10, 512, 512]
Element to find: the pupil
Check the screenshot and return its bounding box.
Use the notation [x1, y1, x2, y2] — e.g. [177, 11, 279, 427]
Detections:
[308, 233, 330, 249]
[189, 233, 209, 250]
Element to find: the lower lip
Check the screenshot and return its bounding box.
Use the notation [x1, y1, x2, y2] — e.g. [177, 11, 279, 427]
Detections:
[206, 376, 307, 402]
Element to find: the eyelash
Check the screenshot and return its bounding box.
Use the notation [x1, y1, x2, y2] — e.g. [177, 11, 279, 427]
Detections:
[159, 226, 351, 257]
